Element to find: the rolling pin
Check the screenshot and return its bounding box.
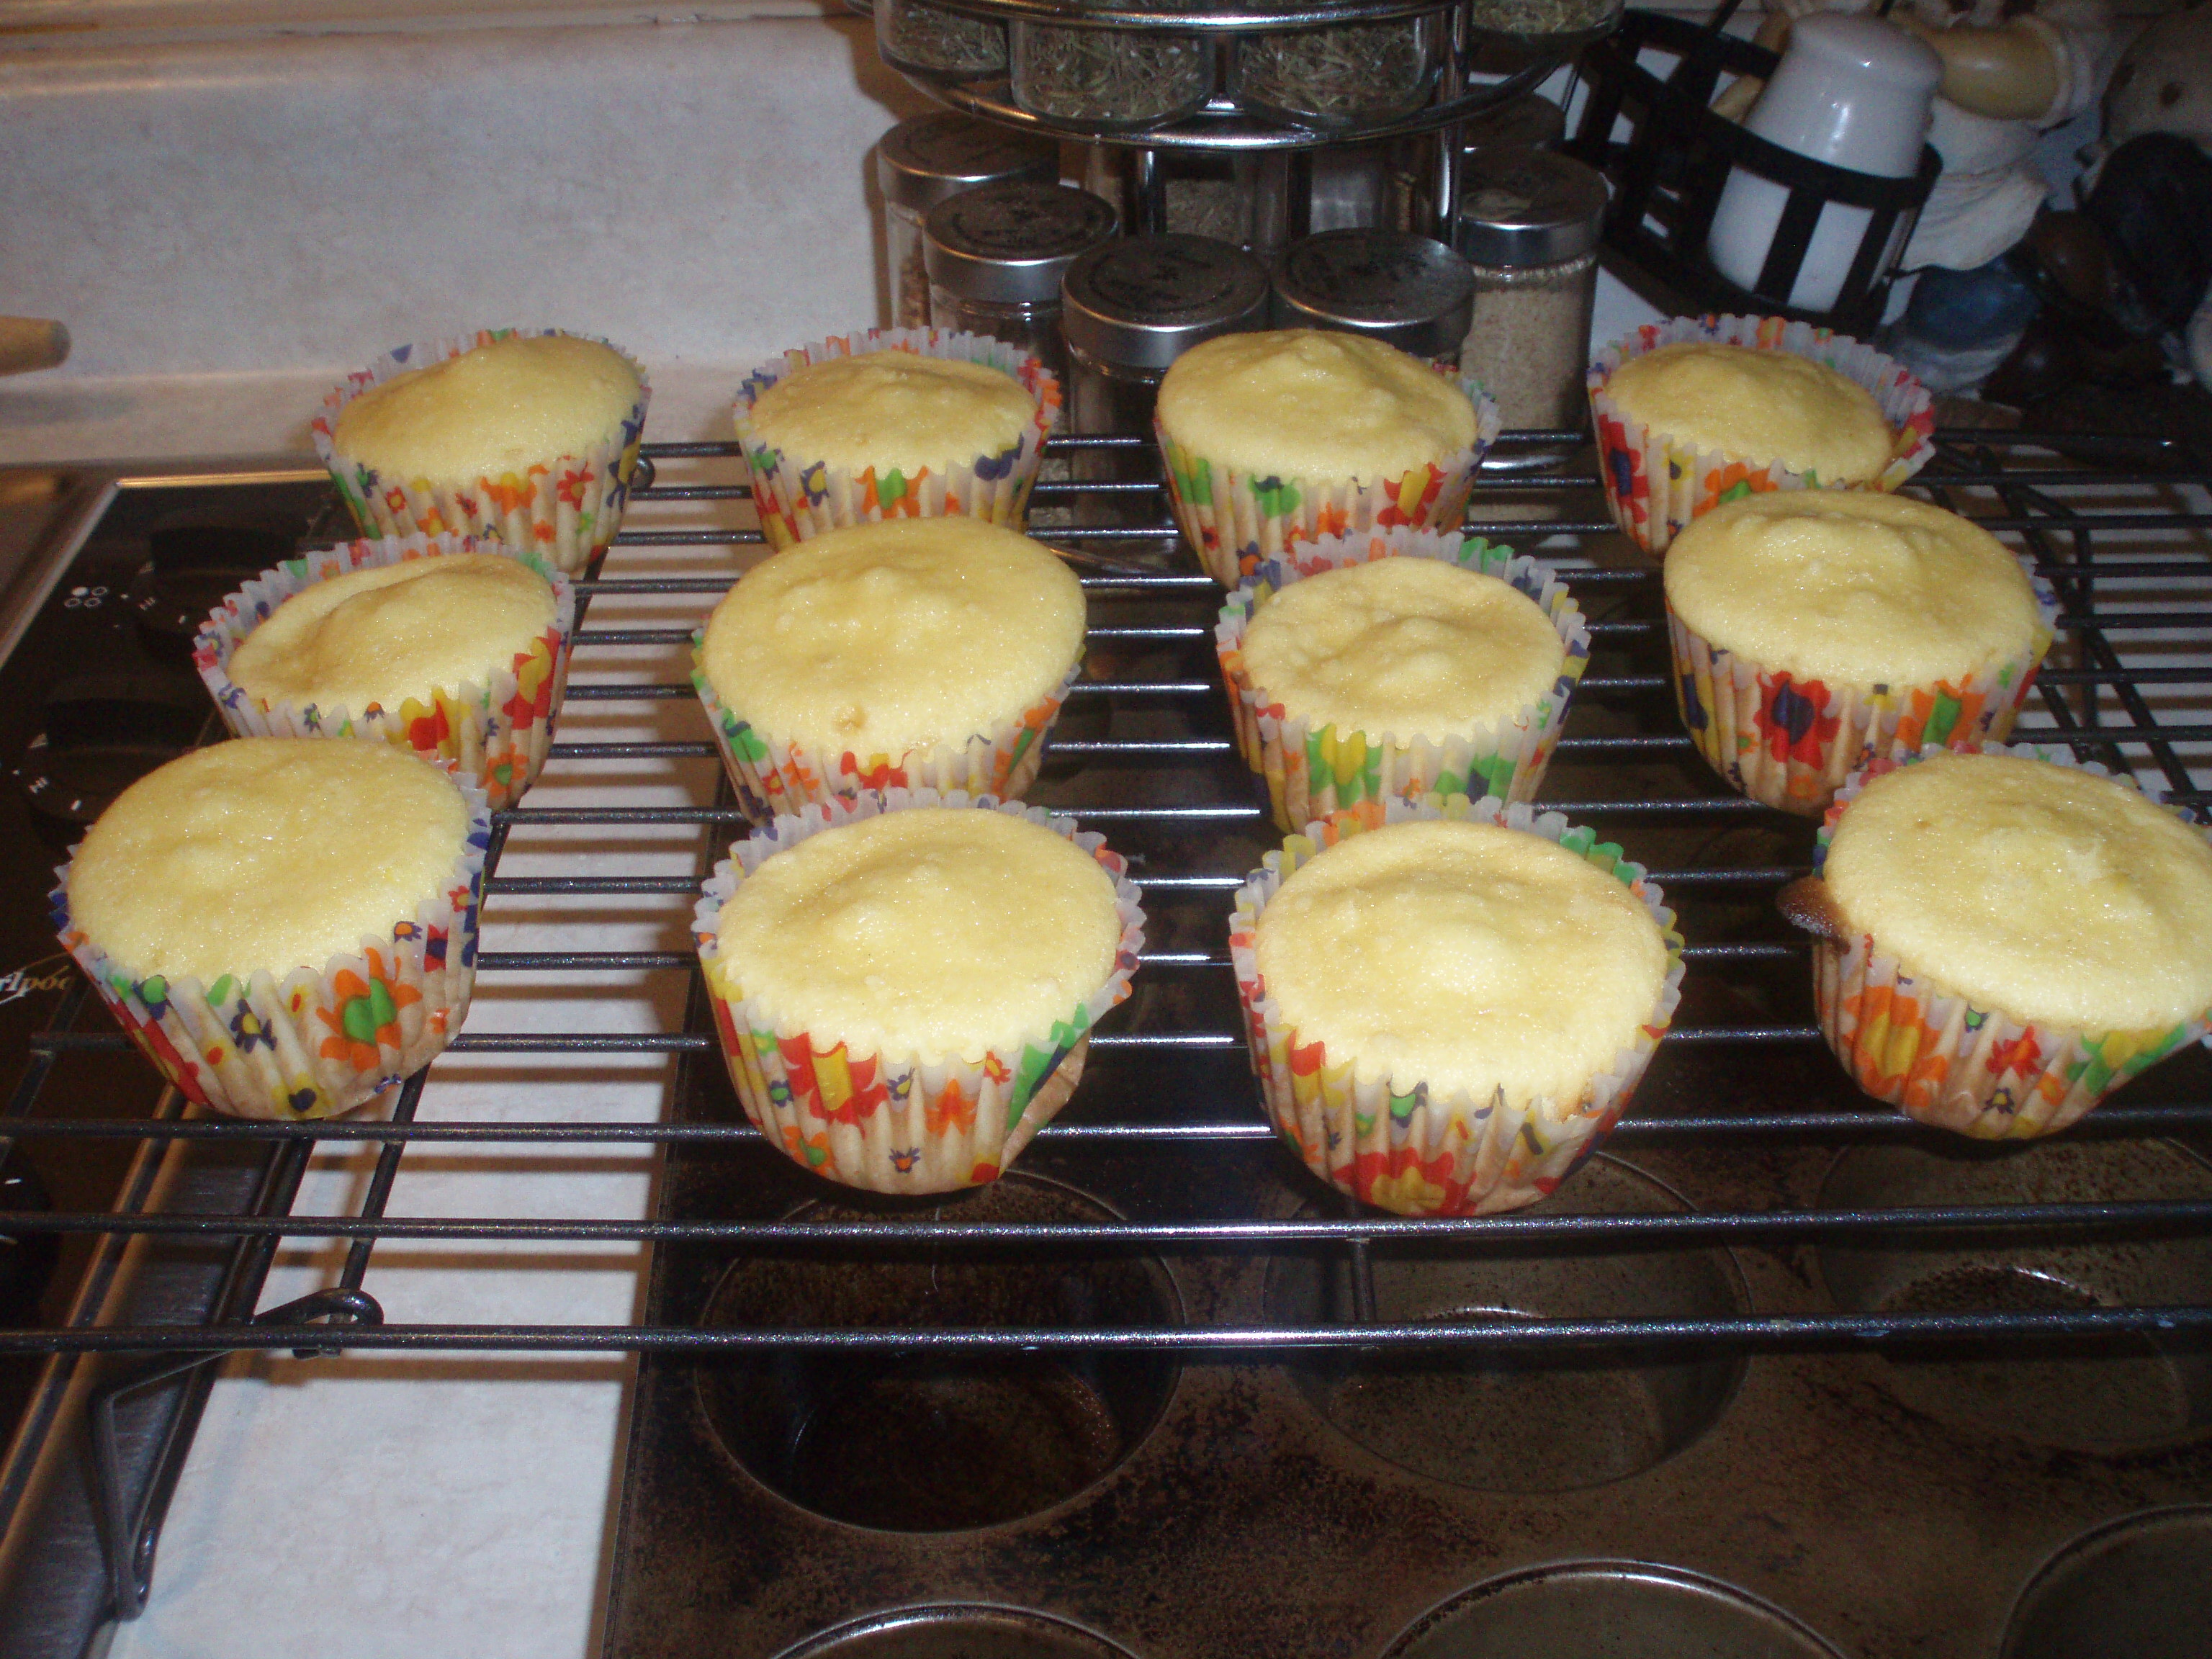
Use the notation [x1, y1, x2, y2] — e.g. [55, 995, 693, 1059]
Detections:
[0, 318, 70, 376]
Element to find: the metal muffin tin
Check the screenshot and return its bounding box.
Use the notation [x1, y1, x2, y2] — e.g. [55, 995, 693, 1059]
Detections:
[605, 427, 2212, 1658]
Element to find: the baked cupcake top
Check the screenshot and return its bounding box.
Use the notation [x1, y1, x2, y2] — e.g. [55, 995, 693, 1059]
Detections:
[744, 351, 1035, 475]
[333, 334, 641, 483]
[1239, 556, 1563, 740]
[67, 737, 468, 986]
[1604, 341, 1894, 482]
[698, 518, 1084, 757]
[1664, 492, 2042, 687]
[1254, 818, 1668, 1101]
[1156, 329, 1478, 482]
[1824, 751, 2212, 1030]
[715, 806, 1120, 1063]
[228, 552, 557, 715]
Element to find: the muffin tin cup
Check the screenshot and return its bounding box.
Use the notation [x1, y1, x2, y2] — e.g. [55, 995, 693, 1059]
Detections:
[692, 787, 1146, 1195]
[1155, 377, 1501, 588]
[1665, 562, 2059, 817]
[1806, 742, 2212, 1138]
[732, 328, 1063, 550]
[1215, 528, 1590, 835]
[690, 636, 1080, 824]
[50, 770, 491, 1122]
[195, 534, 577, 812]
[1588, 314, 1936, 557]
[313, 328, 651, 577]
[1228, 793, 1686, 1217]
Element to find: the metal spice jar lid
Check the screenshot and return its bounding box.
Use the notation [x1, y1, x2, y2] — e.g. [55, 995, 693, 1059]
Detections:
[1061, 235, 1271, 373]
[1455, 148, 1608, 268]
[1270, 230, 1476, 359]
[924, 183, 1120, 306]
[876, 113, 1057, 215]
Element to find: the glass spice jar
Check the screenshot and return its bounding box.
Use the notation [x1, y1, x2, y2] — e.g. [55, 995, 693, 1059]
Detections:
[924, 182, 1120, 382]
[1453, 148, 1607, 444]
[1272, 229, 1476, 369]
[876, 0, 1007, 81]
[1231, 13, 1442, 131]
[878, 114, 1057, 332]
[1009, 18, 1215, 132]
[1061, 233, 1270, 437]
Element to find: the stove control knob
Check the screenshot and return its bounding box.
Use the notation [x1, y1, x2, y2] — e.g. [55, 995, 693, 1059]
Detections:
[124, 522, 292, 650]
[12, 674, 210, 842]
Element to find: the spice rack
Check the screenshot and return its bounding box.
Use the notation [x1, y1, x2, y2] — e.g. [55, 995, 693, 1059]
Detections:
[872, 0, 1620, 240]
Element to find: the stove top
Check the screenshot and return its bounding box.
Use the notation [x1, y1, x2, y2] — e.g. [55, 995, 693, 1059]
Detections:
[1, 432, 2211, 1659]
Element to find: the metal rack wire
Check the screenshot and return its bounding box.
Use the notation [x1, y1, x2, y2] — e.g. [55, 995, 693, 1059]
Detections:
[4, 426, 2212, 1378]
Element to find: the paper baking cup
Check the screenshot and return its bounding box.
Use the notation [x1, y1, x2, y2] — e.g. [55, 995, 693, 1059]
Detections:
[196, 534, 577, 811]
[733, 328, 1061, 549]
[313, 327, 651, 577]
[1668, 560, 2059, 816]
[1807, 743, 2212, 1140]
[691, 637, 1079, 824]
[1230, 794, 1686, 1217]
[1156, 375, 1501, 588]
[693, 788, 1146, 1194]
[1215, 528, 1590, 834]
[52, 770, 491, 1123]
[1589, 315, 1937, 557]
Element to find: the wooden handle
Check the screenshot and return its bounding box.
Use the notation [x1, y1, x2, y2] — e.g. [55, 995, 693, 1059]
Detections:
[0, 318, 70, 377]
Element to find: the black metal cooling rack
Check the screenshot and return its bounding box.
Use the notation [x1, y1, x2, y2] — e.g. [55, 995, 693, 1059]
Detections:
[5, 426, 2212, 1376]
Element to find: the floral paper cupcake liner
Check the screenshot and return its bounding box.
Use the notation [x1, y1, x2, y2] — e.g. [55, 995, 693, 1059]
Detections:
[196, 534, 577, 811]
[1589, 315, 1936, 557]
[1667, 560, 2058, 817]
[1156, 375, 1500, 588]
[313, 327, 650, 577]
[52, 772, 491, 1122]
[1807, 743, 2212, 1139]
[733, 328, 1061, 549]
[1215, 528, 1589, 835]
[691, 634, 1079, 824]
[693, 788, 1146, 1194]
[1230, 793, 1685, 1217]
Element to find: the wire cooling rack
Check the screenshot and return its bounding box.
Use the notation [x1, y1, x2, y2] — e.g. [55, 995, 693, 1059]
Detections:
[4, 425, 2212, 1377]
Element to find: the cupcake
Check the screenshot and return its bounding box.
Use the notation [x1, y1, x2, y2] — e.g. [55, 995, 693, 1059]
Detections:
[197, 534, 576, 811]
[53, 737, 490, 1121]
[734, 328, 1060, 549]
[1230, 796, 1684, 1216]
[1215, 527, 1588, 833]
[692, 518, 1084, 820]
[1665, 490, 2056, 815]
[1154, 329, 1500, 587]
[1787, 745, 2212, 1139]
[1589, 315, 1936, 555]
[693, 789, 1145, 1193]
[314, 328, 649, 577]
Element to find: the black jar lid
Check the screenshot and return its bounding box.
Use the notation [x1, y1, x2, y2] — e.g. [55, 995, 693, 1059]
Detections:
[924, 183, 1120, 306]
[1455, 148, 1609, 268]
[1270, 230, 1475, 359]
[1061, 235, 1271, 373]
[876, 113, 1057, 215]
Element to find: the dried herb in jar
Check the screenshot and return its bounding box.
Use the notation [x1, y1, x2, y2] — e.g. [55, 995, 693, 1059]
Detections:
[1235, 18, 1432, 125]
[879, 0, 1007, 76]
[1012, 24, 1213, 126]
[1465, 0, 1621, 37]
